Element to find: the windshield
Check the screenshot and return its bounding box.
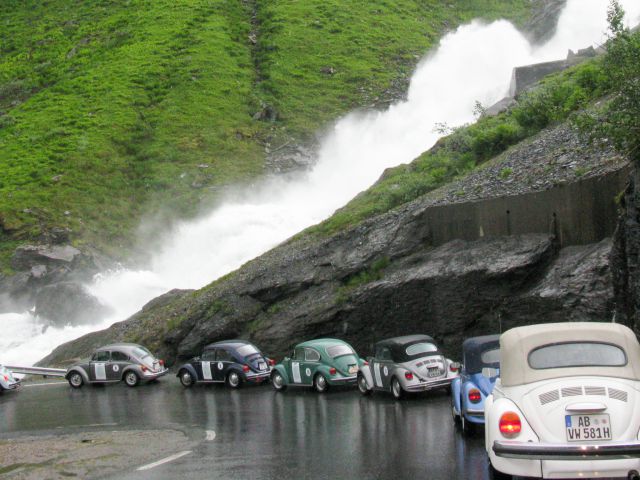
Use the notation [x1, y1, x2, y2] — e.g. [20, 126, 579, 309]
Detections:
[529, 342, 627, 369]
[406, 342, 438, 356]
[480, 348, 500, 365]
[326, 345, 354, 358]
[237, 344, 259, 357]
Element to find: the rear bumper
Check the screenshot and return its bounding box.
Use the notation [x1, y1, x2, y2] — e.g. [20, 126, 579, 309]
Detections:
[494, 440, 640, 460]
[246, 370, 271, 382]
[142, 368, 169, 381]
[2, 381, 21, 390]
[329, 375, 357, 385]
[405, 377, 453, 392]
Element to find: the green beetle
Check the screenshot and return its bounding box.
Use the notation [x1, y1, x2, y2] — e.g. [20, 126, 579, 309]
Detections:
[271, 338, 365, 393]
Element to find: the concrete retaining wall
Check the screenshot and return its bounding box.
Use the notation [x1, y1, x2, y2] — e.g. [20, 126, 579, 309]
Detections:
[416, 166, 630, 248]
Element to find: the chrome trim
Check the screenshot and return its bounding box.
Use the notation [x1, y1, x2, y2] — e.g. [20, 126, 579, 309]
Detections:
[246, 371, 271, 379]
[142, 368, 169, 379]
[330, 375, 357, 382]
[405, 377, 452, 391]
[464, 408, 484, 416]
[493, 440, 640, 460]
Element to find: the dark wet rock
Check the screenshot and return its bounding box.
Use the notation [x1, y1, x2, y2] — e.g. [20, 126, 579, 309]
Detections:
[11, 244, 82, 271]
[34, 281, 112, 327]
[525, 0, 567, 44]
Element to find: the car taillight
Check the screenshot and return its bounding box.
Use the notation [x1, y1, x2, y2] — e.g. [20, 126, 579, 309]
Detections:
[329, 367, 337, 375]
[140, 365, 148, 372]
[3, 375, 8, 381]
[159, 360, 164, 366]
[449, 364, 459, 373]
[269, 359, 275, 366]
[363, 361, 369, 366]
[404, 371, 414, 380]
[468, 388, 481, 403]
[243, 365, 250, 372]
[499, 411, 522, 438]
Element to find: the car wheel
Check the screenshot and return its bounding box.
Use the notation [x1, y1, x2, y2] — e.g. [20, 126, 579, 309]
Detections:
[68, 372, 84, 389]
[488, 462, 512, 480]
[226, 371, 243, 389]
[391, 377, 403, 400]
[357, 374, 371, 396]
[179, 370, 194, 388]
[451, 398, 461, 424]
[313, 374, 329, 393]
[124, 371, 139, 387]
[271, 371, 286, 391]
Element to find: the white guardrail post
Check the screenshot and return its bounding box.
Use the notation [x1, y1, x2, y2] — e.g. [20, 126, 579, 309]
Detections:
[6, 366, 67, 377]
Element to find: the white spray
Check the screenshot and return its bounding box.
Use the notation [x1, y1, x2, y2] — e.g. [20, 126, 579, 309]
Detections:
[2, 0, 639, 366]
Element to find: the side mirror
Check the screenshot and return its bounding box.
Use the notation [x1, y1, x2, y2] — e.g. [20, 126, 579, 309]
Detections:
[482, 367, 498, 378]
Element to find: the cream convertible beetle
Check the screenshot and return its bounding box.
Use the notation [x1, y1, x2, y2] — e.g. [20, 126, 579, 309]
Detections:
[485, 322, 640, 480]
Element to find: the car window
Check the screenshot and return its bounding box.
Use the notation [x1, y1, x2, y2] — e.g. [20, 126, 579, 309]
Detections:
[132, 347, 151, 360]
[529, 342, 627, 369]
[111, 351, 129, 362]
[236, 344, 259, 357]
[216, 349, 234, 362]
[293, 348, 305, 361]
[305, 348, 321, 362]
[375, 347, 392, 361]
[92, 351, 110, 362]
[202, 350, 216, 361]
[406, 342, 438, 356]
[327, 345, 354, 358]
[480, 348, 500, 365]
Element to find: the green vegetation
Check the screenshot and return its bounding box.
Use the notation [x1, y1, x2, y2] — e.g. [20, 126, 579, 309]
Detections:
[336, 256, 390, 303]
[310, 52, 620, 236]
[0, 0, 534, 268]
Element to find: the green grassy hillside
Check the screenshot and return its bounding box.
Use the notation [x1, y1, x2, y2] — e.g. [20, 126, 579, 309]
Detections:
[0, 0, 533, 269]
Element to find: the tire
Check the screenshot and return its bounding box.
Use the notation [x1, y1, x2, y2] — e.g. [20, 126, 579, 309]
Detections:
[461, 413, 474, 436]
[179, 370, 194, 388]
[124, 371, 139, 387]
[271, 371, 287, 391]
[226, 371, 243, 389]
[357, 374, 371, 396]
[391, 377, 403, 400]
[68, 372, 84, 389]
[488, 462, 513, 480]
[451, 398, 461, 425]
[313, 373, 329, 393]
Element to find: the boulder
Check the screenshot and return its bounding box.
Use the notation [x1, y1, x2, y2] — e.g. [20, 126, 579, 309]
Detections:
[11, 244, 82, 271]
[34, 282, 112, 327]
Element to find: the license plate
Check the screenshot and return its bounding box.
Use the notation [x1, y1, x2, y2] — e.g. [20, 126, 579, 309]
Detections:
[348, 365, 358, 374]
[565, 414, 612, 441]
[258, 362, 267, 371]
[427, 368, 441, 378]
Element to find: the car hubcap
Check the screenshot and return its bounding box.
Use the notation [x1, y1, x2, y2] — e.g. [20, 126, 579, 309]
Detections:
[316, 375, 326, 391]
[273, 374, 283, 389]
[182, 373, 192, 386]
[126, 373, 136, 385]
[393, 380, 400, 397]
[229, 373, 239, 387]
[71, 374, 82, 386]
[358, 376, 367, 392]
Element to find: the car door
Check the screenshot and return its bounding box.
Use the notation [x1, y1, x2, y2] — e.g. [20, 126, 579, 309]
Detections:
[108, 350, 129, 381]
[290, 347, 306, 384]
[200, 349, 216, 381]
[372, 346, 393, 390]
[301, 347, 321, 384]
[90, 350, 110, 382]
[215, 348, 234, 382]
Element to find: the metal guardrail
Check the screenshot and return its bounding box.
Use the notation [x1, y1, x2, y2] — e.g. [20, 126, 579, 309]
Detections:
[6, 365, 67, 377]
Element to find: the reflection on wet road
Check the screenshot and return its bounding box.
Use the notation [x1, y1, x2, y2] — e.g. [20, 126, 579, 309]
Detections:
[0, 380, 489, 479]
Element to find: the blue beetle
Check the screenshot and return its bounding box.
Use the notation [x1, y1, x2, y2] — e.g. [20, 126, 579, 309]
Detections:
[177, 340, 274, 389]
[451, 334, 500, 434]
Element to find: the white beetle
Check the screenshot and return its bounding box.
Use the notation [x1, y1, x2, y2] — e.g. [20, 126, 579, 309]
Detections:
[485, 322, 640, 479]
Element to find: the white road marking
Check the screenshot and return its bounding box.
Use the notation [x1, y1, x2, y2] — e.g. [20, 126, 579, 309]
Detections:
[206, 430, 216, 441]
[136, 451, 192, 471]
[23, 382, 67, 388]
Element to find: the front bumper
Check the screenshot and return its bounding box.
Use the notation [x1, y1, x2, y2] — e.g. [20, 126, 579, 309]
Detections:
[142, 368, 169, 381]
[405, 377, 453, 392]
[494, 440, 640, 461]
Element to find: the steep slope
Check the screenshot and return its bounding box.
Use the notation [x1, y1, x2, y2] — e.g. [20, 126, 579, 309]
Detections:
[0, 0, 537, 269]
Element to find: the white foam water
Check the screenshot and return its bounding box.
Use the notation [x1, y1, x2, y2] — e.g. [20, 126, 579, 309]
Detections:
[2, 0, 639, 366]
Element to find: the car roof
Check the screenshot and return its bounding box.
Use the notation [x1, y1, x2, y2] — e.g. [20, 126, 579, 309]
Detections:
[97, 343, 145, 352]
[374, 334, 436, 349]
[500, 322, 640, 387]
[462, 334, 500, 374]
[295, 338, 353, 350]
[204, 339, 252, 350]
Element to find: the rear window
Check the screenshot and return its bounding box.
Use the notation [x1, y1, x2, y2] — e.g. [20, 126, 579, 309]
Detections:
[327, 345, 354, 358]
[528, 342, 627, 369]
[406, 343, 438, 356]
[480, 348, 500, 365]
[132, 347, 151, 360]
[237, 344, 259, 357]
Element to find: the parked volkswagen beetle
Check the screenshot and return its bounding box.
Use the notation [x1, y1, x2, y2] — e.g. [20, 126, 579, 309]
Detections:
[177, 340, 274, 388]
[358, 334, 459, 399]
[271, 338, 365, 393]
[451, 334, 500, 434]
[0, 365, 20, 392]
[485, 322, 640, 479]
[65, 343, 168, 388]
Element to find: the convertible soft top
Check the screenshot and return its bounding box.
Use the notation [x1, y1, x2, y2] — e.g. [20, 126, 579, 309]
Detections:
[462, 334, 500, 374]
[375, 334, 441, 363]
[500, 322, 640, 387]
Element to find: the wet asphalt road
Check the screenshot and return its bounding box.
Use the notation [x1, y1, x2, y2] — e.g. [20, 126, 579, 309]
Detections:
[0, 378, 490, 479]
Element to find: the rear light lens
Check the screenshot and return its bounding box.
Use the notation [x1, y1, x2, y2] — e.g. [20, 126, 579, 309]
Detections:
[268, 359, 275, 366]
[329, 367, 337, 375]
[3, 375, 8, 381]
[243, 365, 250, 372]
[499, 411, 522, 438]
[159, 360, 164, 366]
[140, 365, 148, 372]
[449, 364, 459, 373]
[404, 371, 414, 380]
[363, 361, 369, 366]
[468, 388, 482, 403]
